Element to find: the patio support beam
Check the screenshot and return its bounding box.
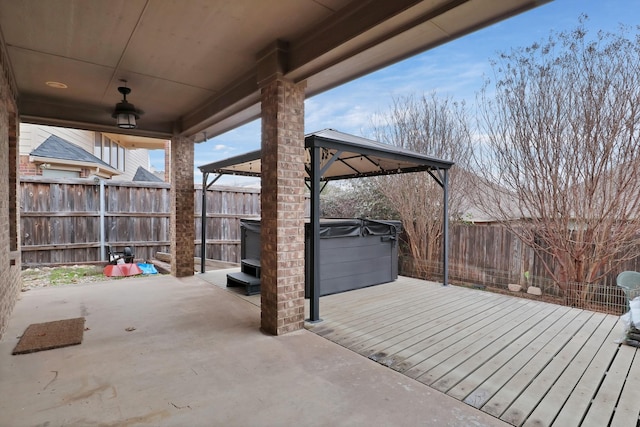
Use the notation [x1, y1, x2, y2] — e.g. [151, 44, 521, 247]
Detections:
[170, 134, 195, 277]
[258, 43, 307, 334]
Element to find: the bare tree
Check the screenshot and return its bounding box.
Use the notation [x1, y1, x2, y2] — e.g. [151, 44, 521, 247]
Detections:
[320, 180, 398, 219]
[474, 21, 640, 290]
[371, 93, 473, 277]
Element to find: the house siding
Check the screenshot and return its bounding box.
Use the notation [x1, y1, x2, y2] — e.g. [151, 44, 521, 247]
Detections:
[19, 123, 153, 180]
[112, 148, 151, 181]
[19, 124, 95, 155]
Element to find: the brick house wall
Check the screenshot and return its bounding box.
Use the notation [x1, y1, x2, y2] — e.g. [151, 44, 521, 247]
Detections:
[19, 154, 38, 176]
[0, 44, 21, 340]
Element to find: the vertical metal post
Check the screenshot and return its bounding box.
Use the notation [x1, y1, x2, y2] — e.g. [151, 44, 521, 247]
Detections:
[308, 144, 322, 322]
[99, 179, 105, 261]
[200, 172, 208, 274]
[442, 169, 449, 286]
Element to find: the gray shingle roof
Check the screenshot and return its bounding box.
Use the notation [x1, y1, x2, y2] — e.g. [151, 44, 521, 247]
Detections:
[132, 166, 164, 182]
[30, 134, 112, 169]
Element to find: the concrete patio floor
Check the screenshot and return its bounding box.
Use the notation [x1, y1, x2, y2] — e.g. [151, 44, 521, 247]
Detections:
[0, 273, 507, 427]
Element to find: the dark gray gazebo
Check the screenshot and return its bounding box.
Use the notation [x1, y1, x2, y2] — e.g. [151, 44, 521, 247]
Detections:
[198, 129, 454, 321]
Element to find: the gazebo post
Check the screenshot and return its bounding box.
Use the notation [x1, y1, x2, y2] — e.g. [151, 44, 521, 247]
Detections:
[442, 168, 449, 286]
[308, 144, 321, 322]
[200, 172, 207, 273]
[200, 172, 221, 274]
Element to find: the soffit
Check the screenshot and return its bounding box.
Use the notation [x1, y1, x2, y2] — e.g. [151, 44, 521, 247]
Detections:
[0, 0, 551, 139]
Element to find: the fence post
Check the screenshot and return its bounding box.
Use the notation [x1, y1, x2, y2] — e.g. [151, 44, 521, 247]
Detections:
[99, 179, 105, 261]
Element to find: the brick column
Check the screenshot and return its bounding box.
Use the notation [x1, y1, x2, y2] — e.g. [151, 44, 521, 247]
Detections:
[260, 77, 306, 335]
[0, 48, 21, 339]
[170, 135, 195, 277]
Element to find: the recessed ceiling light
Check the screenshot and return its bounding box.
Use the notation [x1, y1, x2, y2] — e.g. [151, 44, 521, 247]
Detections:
[45, 81, 68, 89]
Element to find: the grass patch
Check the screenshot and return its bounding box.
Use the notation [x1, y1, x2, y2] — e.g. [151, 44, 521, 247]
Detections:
[48, 266, 105, 286]
[21, 269, 46, 278]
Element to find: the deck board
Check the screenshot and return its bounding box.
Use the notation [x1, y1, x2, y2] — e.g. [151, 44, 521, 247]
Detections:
[425, 304, 563, 392]
[353, 296, 516, 357]
[493, 311, 604, 424]
[581, 343, 636, 426]
[452, 308, 585, 406]
[338, 294, 484, 351]
[364, 292, 515, 366]
[405, 302, 555, 382]
[322, 287, 478, 346]
[401, 300, 542, 378]
[307, 277, 637, 427]
[522, 314, 615, 427]
[314, 292, 467, 350]
[316, 281, 432, 322]
[482, 311, 591, 422]
[551, 325, 622, 427]
[609, 346, 640, 427]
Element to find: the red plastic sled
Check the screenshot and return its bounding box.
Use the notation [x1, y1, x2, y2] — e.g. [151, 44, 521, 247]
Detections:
[103, 263, 143, 277]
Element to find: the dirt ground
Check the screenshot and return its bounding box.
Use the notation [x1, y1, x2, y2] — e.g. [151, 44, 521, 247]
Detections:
[20, 265, 130, 291]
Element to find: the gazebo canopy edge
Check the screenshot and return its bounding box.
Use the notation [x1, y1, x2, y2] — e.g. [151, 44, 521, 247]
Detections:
[198, 128, 454, 180]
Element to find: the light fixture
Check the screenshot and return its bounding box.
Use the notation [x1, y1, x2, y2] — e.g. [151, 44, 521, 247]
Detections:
[45, 81, 68, 89]
[112, 80, 140, 129]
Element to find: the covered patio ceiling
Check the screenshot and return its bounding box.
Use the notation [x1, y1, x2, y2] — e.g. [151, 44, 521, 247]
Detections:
[0, 0, 551, 141]
[0, 0, 552, 334]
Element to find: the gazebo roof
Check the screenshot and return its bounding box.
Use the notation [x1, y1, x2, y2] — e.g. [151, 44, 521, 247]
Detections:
[198, 129, 453, 181]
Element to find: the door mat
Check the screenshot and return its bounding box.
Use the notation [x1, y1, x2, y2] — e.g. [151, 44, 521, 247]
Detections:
[12, 317, 85, 355]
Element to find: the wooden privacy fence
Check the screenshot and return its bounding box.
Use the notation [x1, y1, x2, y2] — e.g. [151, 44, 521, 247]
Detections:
[19, 176, 260, 266]
[400, 223, 634, 315]
[17, 176, 637, 314]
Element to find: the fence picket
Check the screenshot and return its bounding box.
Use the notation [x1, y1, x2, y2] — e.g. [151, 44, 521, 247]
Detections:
[19, 176, 259, 266]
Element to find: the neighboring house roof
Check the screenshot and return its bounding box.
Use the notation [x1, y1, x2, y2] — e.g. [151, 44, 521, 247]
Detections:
[30, 134, 113, 170]
[456, 168, 524, 224]
[132, 166, 164, 182]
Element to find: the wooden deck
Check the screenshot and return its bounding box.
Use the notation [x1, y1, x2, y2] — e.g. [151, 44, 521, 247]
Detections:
[306, 276, 640, 427]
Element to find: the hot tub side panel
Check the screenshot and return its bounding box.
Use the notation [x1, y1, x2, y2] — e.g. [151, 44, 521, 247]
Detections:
[240, 218, 401, 297]
[240, 219, 261, 261]
[305, 232, 399, 296]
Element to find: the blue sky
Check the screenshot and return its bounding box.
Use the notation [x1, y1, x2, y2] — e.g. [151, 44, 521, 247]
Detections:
[147, 0, 638, 185]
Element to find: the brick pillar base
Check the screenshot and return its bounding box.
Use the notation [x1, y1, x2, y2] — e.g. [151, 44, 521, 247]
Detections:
[170, 135, 195, 277]
[260, 77, 306, 335]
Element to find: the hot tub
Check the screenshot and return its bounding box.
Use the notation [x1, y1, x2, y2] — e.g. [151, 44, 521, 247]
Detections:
[239, 218, 402, 297]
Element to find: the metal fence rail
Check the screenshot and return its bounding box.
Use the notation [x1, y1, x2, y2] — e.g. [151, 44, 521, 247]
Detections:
[401, 257, 629, 315]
